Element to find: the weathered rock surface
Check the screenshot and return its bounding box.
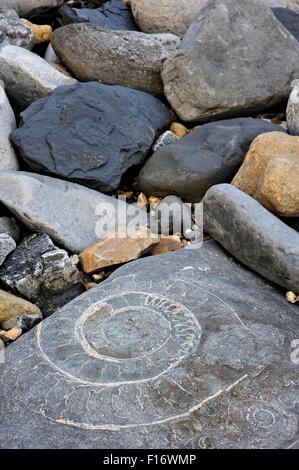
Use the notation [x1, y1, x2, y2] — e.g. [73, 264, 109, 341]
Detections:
[139, 118, 286, 201]
[203, 184, 299, 294]
[0, 217, 20, 242]
[0, 82, 19, 170]
[162, 0, 299, 122]
[152, 131, 178, 152]
[153, 195, 193, 237]
[1, 313, 41, 332]
[51, 24, 180, 95]
[0, 240, 298, 448]
[0, 1, 61, 17]
[0, 171, 148, 253]
[0, 289, 41, 324]
[0, 233, 16, 266]
[0, 234, 84, 307]
[271, 7, 299, 40]
[44, 42, 60, 64]
[232, 132, 299, 217]
[58, 0, 138, 31]
[0, 46, 77, 110]
[79, 227, 159, 273]
[0, 9, 34, 50]
[131, 0, 206, 37]
[11, 82, 170, 192]
[287, 80, 299, 135]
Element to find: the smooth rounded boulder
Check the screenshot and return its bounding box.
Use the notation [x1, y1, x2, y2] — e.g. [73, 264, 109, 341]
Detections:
[162, 0, 299, 122]
[232, 132, 299, 217]
[203, 184, 299, 294]
[0, 82, 19, 170]
[11, 82, 171, 193]
[0, 1, 61, 17]
[131, 0, 206, 37]
[51, 24, 181, 95]
[138, 118, 286, 201]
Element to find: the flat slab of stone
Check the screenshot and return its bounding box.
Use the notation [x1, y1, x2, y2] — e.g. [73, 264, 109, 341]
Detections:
[0, 171, 148, 254]
[51, 24, 181, 95]
[0, 46, 77, 110]
[11, 82, 170, 191]
[0, 240, 298, 448]
[58, 0, 138, 31]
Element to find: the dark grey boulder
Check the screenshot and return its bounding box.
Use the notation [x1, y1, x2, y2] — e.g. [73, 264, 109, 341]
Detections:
[57, 0, 138, 31]
[0, 233, 84, 316]
[11, 82, 170, 193]
[203, 184, 299, 294]
[51, 24, 181, 95]
[0, 9, 35, 50]
[138, 118, 286, 201]
[271, 7, 299, 40]
[0, 240, 298, 448]
[162, 0, 299, 122]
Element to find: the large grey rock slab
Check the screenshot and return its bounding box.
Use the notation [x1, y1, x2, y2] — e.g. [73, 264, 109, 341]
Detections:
[11, 82, 171, 192]
[0, 46, 77, 110]
[138, 118, 286, 201]
[162, 0, 299, 122]
[203, 184, 299, 294]
[271, 7, 299, 40]
[0, 233, 84, 316]
[0, 233, 16, 266]
[0, 1, 61, 17]
[0, 240, 298, 448]
[58, 0, 138, 31]
[0, 9, 34, 50]
[0, 171, 148, 254]
[51, 24, 180, 95]
[287, 80, 299, 135]
[131, 0, 206, 37]
[0, 82, 19, 170]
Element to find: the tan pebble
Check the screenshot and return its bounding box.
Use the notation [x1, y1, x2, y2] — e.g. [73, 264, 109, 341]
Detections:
[21, 19, 52, 44]
[92, 272, 106, 282]
[286, 291, 299, 303]
[170, 122, 189, 138]
[85, 282, 97, 291]
[148, 235, 184, 256]
[0, 327, 22, 342]
[148, 196, 161, 208]
[136, 192, 148, 210]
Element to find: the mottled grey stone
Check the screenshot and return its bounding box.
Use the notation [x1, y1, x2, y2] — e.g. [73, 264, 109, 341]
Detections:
[152, 131, 178, 152]
[44, 43, 61, 64]
[0, 1, 60, 17]
[203, 184, 299, 294]
[0, 234, 83, 302]
[0, 233, 16, 266]
[11, 82, 171, 192]
[0, 9, 34, 50]
[139, 118, 286, 201]
[0, 171, 148, 254]
[162, 0, 299, 122]
[0, 82, 19, 170]
[131, 0, 206, 37]
[153, 195, 193, 238]
[0, 217, 20, 242]
[0, 46, 77, 110]
[287, 81, 299, 135]
[58, 0, 138, 31]
[0, 240, 298, 448]
[271, 7, 299, 40]
[51, 24, 181, 95]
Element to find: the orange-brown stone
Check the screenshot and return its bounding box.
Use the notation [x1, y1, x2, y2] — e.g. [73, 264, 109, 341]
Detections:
[21, 19, 52, 44]
[79, 226, 159, 273]
[170, 122, 189, 138]
[232, 132, 299, 217]
[148, 235, 184, 256]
